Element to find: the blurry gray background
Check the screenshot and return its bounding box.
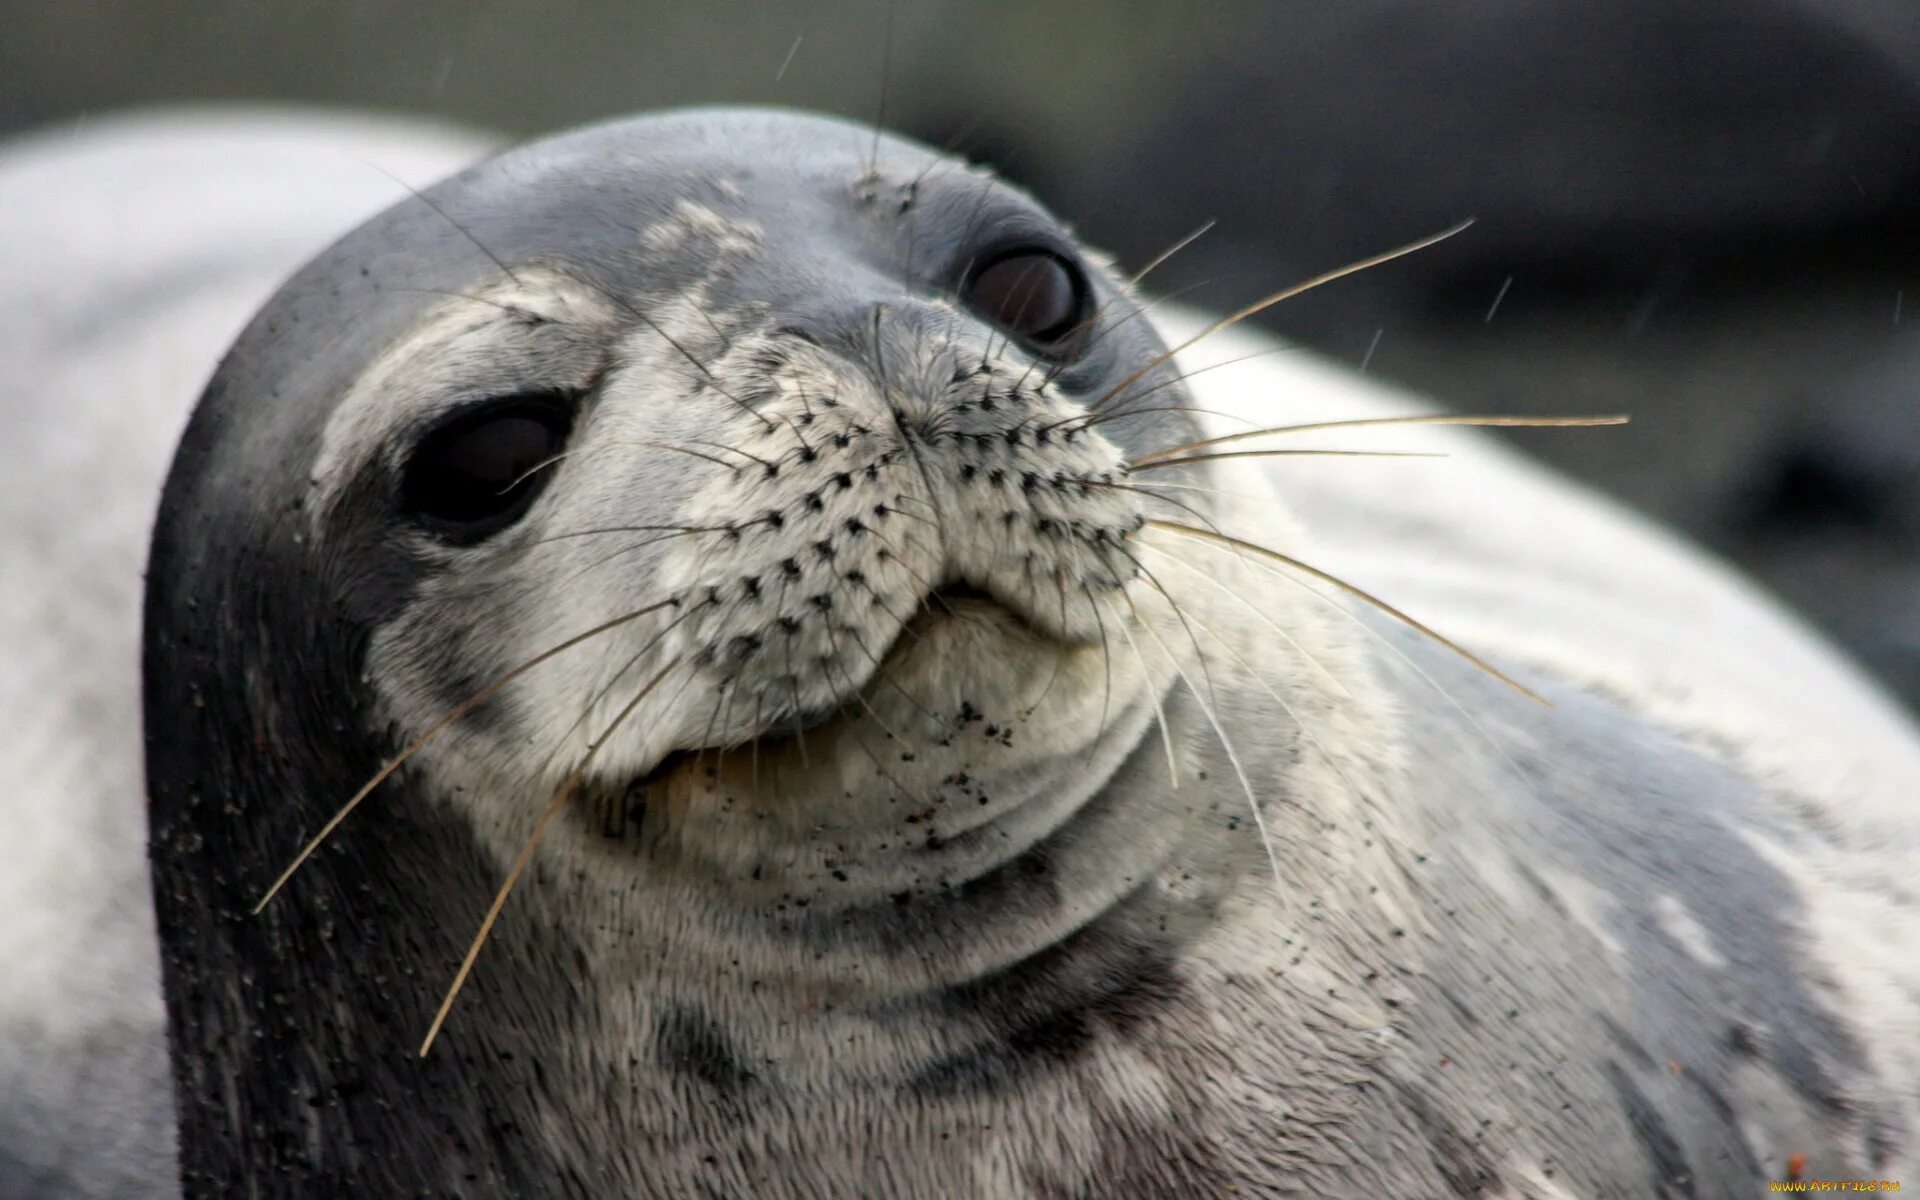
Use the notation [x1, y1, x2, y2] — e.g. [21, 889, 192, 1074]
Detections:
[6, 0, 1919, 706]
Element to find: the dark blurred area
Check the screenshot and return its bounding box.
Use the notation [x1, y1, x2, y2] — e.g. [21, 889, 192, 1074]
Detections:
[6, 0, 1919, 706]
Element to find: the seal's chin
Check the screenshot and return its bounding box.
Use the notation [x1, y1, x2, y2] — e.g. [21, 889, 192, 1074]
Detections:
[643, 580, 1070, 786]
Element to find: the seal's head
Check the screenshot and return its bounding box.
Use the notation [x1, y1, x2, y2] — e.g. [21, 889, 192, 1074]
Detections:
[147, 106, 1273, 1144]
[153, 107, 1207, 869]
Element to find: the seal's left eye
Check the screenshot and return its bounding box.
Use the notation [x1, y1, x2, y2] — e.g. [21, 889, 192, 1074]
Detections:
[963, 250, 1089, 351]
[402, 396, 572, 538]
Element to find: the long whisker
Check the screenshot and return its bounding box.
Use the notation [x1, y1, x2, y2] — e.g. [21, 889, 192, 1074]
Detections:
[361, 161, 524, 288]
[1189, 539, 1535, 786]
[543, 264, 773, 432]
[1143, 520, 1546, 704]
[1017, 222, 1218, 393]
[418, 657, 682, 1056]
[1053, 348, 1307, 436]
[684, 439, 780, 473]
[1143, 541, 1350, 700]
[1127, 220, 1217, 290]
[835, 620, 938, 726]
[1106, 540, 1221, 707]
[253, 601, 675, 913]
[1082, 583, 1117, 749]
[820, 621, 917, 753]
[1130, 595, 1282, 889]
[1130, 449, 1447, 472]
[1136, 550, 1380, 825]
[1104, 592, 1177, 787]
[392, 287, 544, 319]
[495, 435, 754, 502]
[533, 606, 700, 778]
[1088, 218, 1475, 414]
[1085, 476, 1275, 507]
[1133, 414, 1631, 466]
[1044, 277, 1223, 388]
[1024, 220, 1216, 385]
[528, 523, 727, 550]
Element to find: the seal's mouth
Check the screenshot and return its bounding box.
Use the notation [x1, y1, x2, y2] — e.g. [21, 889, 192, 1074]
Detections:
[633, 579, 1048, 790]
[928, 580, 995, 607]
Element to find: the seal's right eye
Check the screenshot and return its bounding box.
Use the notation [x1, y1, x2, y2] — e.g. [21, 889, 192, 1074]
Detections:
[962, 249, 1090, 354]
[401, 395, 573, 538]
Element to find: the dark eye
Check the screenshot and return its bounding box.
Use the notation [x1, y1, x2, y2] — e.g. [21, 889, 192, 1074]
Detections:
[962, 250, 1089, 350]
[401, 395, 573, 538]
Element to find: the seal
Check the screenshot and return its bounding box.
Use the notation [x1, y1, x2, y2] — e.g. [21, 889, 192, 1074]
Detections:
[6, 107, 1919, 1198]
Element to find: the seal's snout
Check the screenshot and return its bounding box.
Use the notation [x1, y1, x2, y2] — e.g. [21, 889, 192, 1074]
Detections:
[654, 319, 1145, 747]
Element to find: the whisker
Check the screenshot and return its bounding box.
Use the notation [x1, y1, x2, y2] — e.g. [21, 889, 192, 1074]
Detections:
[1126, 220, 1217, 290]
[1085, 476, 1273, 507]
[548, 266, 773, 432]
[685, 438, 780, 473]
[1143, 520, 1546, 704]
[748, 690, 766, 795]
[1102, 591, 1178, 788]
[640, 440, 751, 472]
[539, 530, 728, 601]
[1130, 448, 1446, 472]
[819, 620, 917, 753]
[1054, 349, 1305, 436]
[418, 656, 683, 1056]
[1128, 592, 1283, 889]
[693, 304, 735, 353]
[1021, 218, 1218, 376]
[1013, 219, 1215, 390]
[867, 0, 895, 179]
[528, 523, 724, 550]
[253, 601, 675, 913]
[393, 287, 544, 320]
[1087, 218, 1476, 414]
[527, 604, 701, 781]
[837, 620, 938, 725]
[710, 678, 747, 780]
[360, 160, 524, 288]
[1142, 541, 1352, 700]
[1046, 400, 1267, 440]
[1081, 582, 1117, 750]
[494, 434, 754, 501]
[1106, 539, 1221, 708]
[1132, 414, 1630, 466]
[774, 34, 803, 83]
[784, 673, 812, 771]
[1043, 277, 1223, 388]
[1187, 539, 1535, 786]
[1128, 551, 1376, 818]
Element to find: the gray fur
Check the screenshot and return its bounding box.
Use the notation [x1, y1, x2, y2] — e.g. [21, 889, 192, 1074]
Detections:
[4, 107, 1918, 1198]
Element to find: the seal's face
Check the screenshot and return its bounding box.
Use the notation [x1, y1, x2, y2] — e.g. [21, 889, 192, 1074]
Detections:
[148, 112, 1321, 1193]
[285, 110, 1205, 877]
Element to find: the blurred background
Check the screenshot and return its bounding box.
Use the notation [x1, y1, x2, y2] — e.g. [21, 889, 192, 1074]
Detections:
[5, 0, 1919, 707]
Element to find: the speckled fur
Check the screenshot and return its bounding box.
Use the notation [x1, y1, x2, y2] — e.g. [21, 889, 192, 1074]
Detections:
[7, 108, 1918, 1200]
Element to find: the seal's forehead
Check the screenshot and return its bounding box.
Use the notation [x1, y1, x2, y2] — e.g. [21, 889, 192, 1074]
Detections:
[434, 109, 957, 235]
[518, 108, 940, 180]
[403, 107, 1047, 283]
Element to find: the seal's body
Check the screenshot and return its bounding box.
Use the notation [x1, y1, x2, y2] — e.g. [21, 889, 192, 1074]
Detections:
[3, 109, 1916, 1199]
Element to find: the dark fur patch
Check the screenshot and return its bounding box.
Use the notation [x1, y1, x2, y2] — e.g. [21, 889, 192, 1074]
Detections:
[906, 922, 1186, 1099]
[656, 1008, 757, 1094]
[1605, 1061, 1696, 1197]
